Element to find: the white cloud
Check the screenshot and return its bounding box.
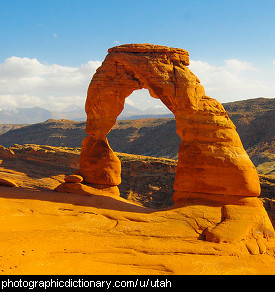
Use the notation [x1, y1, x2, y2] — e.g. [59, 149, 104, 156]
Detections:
[224, 59, 256, 71]
[0, 57, 101, 111]
[126, 88, 170, 111]
[125, 98, 135, 106]
[189, 59, 275, 102]
[0, 56, 274, 113]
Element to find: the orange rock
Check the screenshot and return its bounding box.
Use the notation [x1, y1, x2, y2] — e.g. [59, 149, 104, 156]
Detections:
[79, 136, 121, 186]
[0, 178, 18, 187]
[54, 182, 120, 197]
[1, 187, 274, 274]
[64, 175, 83, 183]
[80, 43, 260, 200]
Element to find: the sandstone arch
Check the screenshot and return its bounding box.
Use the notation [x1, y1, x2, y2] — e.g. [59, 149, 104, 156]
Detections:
[79, 43, 260, 202]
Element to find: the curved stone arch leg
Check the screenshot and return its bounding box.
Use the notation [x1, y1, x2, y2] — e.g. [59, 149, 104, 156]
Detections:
[79, 56, 142, 186]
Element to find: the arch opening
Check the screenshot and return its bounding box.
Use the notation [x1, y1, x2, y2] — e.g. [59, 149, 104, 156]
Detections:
[117, 88, 172, 120]
[107, 88, 179, 208]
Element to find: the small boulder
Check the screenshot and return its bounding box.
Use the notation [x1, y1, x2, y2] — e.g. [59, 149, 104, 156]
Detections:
[64, 175, 83, 183]
[0, 178, 18, 187]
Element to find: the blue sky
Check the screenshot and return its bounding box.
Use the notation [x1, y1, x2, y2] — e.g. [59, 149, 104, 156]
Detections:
[0, 0, 274, 111]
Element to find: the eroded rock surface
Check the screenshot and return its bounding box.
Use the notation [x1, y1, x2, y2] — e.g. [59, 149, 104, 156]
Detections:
[0, 186, 275, 275]
[79, 43, 260, 199]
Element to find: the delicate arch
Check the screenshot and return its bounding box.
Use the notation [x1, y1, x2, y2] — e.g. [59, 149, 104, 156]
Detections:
[79, 44, 260, 201]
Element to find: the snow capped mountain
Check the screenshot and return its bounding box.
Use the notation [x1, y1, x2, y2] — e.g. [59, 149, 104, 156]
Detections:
[0, 103, 173, 124]
[0, 107, 52, 124]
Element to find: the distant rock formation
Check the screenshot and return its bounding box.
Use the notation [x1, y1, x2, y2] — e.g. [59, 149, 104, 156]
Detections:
[0, 144, 80, 168]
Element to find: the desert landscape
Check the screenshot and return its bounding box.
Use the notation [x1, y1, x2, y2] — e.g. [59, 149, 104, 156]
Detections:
[0, 145, 274, 275]
[0, 43, 274, 275]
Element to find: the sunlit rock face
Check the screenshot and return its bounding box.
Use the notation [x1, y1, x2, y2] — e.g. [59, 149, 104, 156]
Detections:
[80, 43, 260, 200]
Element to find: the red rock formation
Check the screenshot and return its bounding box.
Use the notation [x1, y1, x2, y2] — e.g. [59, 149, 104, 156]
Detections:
[79, 43, 260, 200]
[77, 44, 274, 245]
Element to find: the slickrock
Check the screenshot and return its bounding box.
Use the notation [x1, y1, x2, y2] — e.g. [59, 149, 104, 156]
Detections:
[0, 145, 274, 274]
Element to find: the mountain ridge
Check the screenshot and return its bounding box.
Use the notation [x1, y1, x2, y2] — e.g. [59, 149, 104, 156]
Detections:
[0, 102, 172, 124]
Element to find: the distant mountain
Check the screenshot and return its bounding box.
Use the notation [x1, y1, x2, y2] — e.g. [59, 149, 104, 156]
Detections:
[118, 104, 145, 119]
[109, 118, 180, 159]
[0, 107, 52, 124]
[123, 114, 174, 120]
[223, 97, 274, 149]
[223, 97, 274, 177]
[118, 103, 171, 120]
[0, 103, 172, 124]
[51, 105, 86, 122]
[0, 124, 29, 134]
